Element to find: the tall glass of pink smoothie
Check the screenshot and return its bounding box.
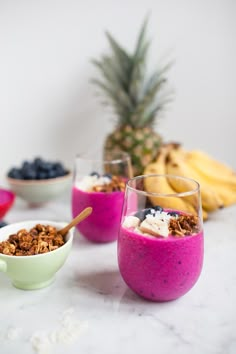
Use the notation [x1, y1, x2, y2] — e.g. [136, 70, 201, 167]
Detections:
[72, 151, 132, 243]
[118, 174, 204, 301]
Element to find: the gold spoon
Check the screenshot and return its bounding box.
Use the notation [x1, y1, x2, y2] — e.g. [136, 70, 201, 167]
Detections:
[58, 207, 93, 238]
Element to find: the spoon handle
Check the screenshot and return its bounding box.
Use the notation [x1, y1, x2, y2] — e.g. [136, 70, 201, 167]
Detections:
[59, 207, 93, 237]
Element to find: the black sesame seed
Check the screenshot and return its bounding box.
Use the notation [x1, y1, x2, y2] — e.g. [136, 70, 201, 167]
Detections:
[153, 205, 163, 212]
[103, 173, 112, 179]
[90, 171, 100, 178]
[0, 221, 7, 228]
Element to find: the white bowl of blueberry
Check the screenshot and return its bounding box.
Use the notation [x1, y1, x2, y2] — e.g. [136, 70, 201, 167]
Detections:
[7, 158, 72, 206]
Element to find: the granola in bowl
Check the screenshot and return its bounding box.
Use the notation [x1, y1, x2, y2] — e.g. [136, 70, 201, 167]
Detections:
[0, 223, 65, 256]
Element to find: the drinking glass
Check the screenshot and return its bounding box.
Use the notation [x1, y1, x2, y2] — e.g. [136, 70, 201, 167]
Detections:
[118, 174, 204, 301]
[72, 151, 132, 243]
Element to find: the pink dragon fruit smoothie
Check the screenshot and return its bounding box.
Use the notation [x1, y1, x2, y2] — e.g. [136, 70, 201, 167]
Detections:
[72, 186, 125, 243]
[118, 209, 204, 301]
[72, 151, 133, 243]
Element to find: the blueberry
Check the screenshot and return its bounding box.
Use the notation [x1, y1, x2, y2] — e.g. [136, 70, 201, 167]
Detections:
[103, 173, 112, 179]
[8, 168, 22, 179]
[21, 163, 37, 179]
[33, 157, 43, 169]
[38, 161, 46, 171]
[22, 161, 31, 170]
[135, 208, 154, 220]
[134, 210, 146, 221]
[167, 211, 179, 217]
[90, 171, 100, 178]
[23, 169, 37, 180]
[41, 162, 53, 172]
[47, 170, 57, 179]
[34, 157, 42, 164]
[153, 205, 163, 213]
[0, 221, 7, 228]
[37, 171, 47, 180]
[53, 162, 63, 169]
[143, 208, 154, 218]
[53, 162, 66, 177]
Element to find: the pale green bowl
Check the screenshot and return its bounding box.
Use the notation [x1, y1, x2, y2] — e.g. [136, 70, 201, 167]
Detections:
[0, 220, 73, 290]
[7, 172, 72, 206]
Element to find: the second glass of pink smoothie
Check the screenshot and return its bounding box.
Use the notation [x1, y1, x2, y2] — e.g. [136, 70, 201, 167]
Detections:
[72, 151, 132, 243]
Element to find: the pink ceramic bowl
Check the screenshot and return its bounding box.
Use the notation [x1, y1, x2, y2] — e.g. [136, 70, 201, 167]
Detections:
[0, 188, 15, 219]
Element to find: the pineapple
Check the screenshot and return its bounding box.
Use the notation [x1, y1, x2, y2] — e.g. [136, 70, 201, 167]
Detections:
[92, 18, 172, 176]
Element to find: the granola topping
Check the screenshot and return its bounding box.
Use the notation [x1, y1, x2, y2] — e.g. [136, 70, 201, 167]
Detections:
[169, 214, 200, 237]
[76, 174, 126, 193]
[0, 224, 65, 256]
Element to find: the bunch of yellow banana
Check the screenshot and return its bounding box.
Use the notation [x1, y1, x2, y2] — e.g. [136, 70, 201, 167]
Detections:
[144, 143, 236, 221]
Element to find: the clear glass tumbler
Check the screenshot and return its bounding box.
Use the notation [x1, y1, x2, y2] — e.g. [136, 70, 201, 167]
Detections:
[72, 151, 132, 243]
[118, 174, 204, 301]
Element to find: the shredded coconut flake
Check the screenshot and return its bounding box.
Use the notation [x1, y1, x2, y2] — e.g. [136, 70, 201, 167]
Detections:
[31, 332, 52, 354]
[146, 211, 172, 221]
[76, 176, 96, 191]
[3, 308, 88, 354]
[76, 175, 115, 191]
[6, 326, 22, 340]
[30, 307, 88, 353]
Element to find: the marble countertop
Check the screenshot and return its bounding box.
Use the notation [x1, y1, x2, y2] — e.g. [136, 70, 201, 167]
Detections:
[0, 198, 236, 354]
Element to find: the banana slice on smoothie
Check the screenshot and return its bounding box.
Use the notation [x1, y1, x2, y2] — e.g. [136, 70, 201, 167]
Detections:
[123, 216, 140, 228]
[139, 216, 169, 238]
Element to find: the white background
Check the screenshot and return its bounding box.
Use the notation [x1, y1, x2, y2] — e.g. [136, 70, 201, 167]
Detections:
[0, 0, 235, 185]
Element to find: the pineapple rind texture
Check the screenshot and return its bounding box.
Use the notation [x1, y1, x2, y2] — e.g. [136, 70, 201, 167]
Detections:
[104, 126, 162, 176]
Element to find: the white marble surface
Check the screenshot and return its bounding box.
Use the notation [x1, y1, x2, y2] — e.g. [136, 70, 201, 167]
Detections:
[0, 199, 236, 354]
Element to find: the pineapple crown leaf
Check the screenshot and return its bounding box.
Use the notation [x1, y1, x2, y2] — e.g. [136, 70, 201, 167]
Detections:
[91, 57, 129, 94]
[129, 17, 151, 103]
[139, 96, 173, 126]
[105, 31, 131, 74]
[129, 41, 150, 104]
[91, 78, 133, 113]
[91, 17, 173, 128]
[133, 16, 149, 64]
[133, 77, 167, 121]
